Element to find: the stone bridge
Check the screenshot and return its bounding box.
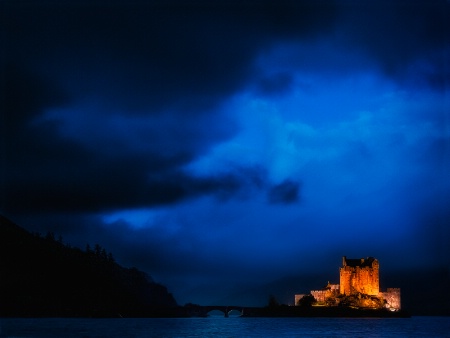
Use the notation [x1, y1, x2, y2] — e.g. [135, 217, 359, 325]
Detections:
[185, 305, 259, 317]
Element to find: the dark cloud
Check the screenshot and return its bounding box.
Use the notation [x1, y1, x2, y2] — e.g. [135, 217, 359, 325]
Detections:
[1, 64, 68, 132]
[2, 147, 267, 213]
[337, 0, 450, 82]
[3, 0, 338, 113]
[0, 61, 262, 214]
[268, 179, 301, 204]
[256, 72, 294, 96]
[1, 0, 337, 216]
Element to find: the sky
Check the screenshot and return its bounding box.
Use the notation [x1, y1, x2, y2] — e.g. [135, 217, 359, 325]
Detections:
[1, 0, 450, 306]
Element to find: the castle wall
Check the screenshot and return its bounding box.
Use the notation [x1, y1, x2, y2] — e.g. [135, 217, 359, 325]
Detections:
[311, 290, 327, 303]
[339, 268, 352, 295]
[339, 257, 379, 296]
[380, 288, 401, 311]
[311, 284, 339, 303]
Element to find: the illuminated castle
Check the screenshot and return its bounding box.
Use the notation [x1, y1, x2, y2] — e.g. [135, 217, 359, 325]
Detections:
[340, 256, 379, 296]
[295, 256, 401, 311]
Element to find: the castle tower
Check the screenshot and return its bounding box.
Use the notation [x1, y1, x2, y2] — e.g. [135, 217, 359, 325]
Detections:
[339, 256, 379, 296]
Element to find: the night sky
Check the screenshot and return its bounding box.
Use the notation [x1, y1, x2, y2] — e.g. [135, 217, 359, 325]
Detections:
[2, 0, 450, 306]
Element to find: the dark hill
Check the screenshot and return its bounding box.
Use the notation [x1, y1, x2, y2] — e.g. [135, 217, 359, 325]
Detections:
[0, 215, 178, 317]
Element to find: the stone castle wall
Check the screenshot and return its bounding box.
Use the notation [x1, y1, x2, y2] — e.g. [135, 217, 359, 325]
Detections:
[380, 288, 401, 311]
[311, 290, 327, 303]
[311, 284, 339, 303]
[339, 258, 379, 296]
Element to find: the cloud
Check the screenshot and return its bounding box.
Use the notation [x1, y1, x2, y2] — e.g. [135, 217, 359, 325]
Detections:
[3, 0, 338, 113]
[335, 0, 450, 82]
[1, 63, 68, 132]
[255, 72, 294, 97]
[1, 0, 339, 216]
[268, 179, 301, 204]
[0, 63, 266, 215]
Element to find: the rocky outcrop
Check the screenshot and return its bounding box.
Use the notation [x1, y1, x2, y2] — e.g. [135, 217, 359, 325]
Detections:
[335, 292, 386, 309]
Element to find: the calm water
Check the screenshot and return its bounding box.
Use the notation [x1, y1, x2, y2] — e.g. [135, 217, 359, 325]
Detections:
[1, 316, 450, 337]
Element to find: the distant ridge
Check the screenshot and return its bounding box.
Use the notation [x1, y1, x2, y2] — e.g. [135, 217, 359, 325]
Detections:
[0, 215, 178, 317]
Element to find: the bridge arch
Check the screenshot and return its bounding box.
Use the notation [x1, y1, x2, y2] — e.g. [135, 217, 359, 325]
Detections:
[227, 309, 243, 317]
[203, 306, 244, 317]
[184, 304, 257, 317]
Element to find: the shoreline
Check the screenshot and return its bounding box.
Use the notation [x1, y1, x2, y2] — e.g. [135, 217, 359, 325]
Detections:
[240, 306, 411, 318]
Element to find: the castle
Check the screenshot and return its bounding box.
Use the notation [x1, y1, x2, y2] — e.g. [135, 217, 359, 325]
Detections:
[295, 256, 401, 311]
[340, 256, 379, 296]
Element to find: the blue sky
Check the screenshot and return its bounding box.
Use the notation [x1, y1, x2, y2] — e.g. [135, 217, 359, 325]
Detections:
[2, 0, 449, 305]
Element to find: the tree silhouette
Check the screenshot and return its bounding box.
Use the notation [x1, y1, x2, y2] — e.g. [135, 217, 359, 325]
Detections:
[297, 294, 315, 307]
[0, 215, 178, 317]
[94, 243, 102, 256]
[45, 231, 55, 241]
[101, 248, 107, 260]
[267, 295, 280, 309]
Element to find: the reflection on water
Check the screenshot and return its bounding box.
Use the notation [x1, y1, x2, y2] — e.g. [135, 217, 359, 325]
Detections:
[1, 316, 450, 337]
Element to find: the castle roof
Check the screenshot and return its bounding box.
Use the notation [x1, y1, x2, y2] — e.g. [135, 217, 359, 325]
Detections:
[343, 256, 377, 268]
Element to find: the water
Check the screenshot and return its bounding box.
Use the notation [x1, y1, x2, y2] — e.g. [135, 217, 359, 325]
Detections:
[1, 316, 450, 337]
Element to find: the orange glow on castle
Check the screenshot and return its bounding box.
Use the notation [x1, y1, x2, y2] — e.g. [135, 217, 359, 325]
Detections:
[296, 256, 401, 311]
[340, 256, 379, 296]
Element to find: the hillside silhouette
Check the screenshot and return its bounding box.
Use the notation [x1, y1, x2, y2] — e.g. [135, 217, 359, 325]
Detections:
[0, 215, 177, 317]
